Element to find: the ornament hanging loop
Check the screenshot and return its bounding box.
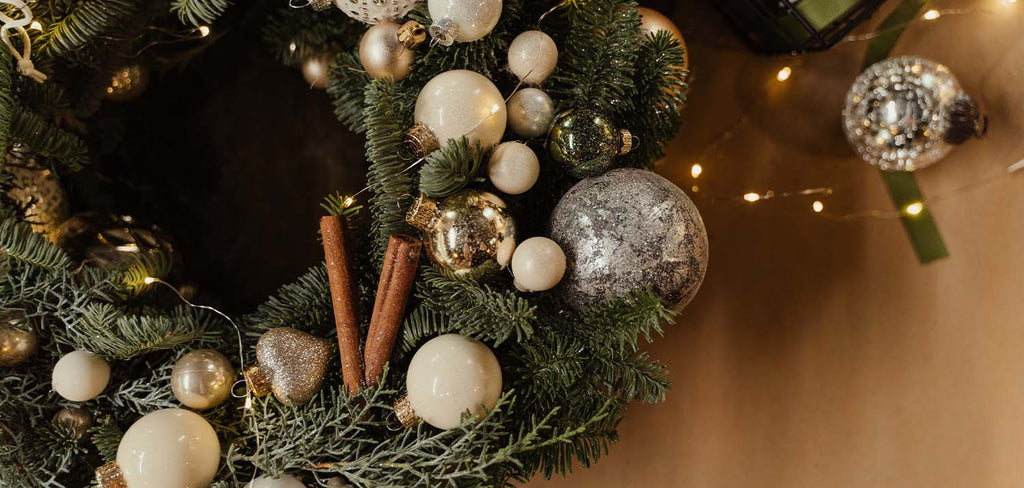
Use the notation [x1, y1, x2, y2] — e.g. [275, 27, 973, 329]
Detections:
[0, 0, 48, 83]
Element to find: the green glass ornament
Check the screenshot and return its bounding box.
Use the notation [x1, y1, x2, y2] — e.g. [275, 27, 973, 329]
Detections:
[547, 109, 633, 178]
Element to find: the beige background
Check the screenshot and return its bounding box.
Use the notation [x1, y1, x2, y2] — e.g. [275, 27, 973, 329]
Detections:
[527, 1, 1024, 486]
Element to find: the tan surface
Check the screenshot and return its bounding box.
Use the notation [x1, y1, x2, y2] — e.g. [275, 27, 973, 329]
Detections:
[526, 1, 1024, 487]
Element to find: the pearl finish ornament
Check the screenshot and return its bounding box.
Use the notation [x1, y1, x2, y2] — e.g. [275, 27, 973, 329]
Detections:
[511, 237, 566, 292]
[427, 0, 502, 45]
[506, 88, 554, 138]
[488, 141, 539, 195]
[404, 334, 502, 429]
[95, 409, 220, 488]
[0, 309, 39, 367]
[843, 56, 985, 171]
[406, 190, 517, 277]
[301, 53, 333, 89]
[333, 0, 416, 24]
[414, 70, 507, 151]
[52, 350, 110, 402]
[550, 168, 708, 311]
[359, 21, 415, 81]
[548, 109, 633, 178]
[244, 327, 333, 406]
[246, 475, 306, 488]
[170, 349, 235, 410]
[507, 30, 557, 85]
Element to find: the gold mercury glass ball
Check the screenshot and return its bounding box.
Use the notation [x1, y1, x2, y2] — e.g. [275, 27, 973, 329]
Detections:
[359, 20, 415, 81]
[105, 65, 150, 102]
[406, 189, 517, 277]
[0, 310, 39, 367]
[170, 349, 235, 410]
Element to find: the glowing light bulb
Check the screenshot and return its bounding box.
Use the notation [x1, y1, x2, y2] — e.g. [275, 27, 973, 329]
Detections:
[115, 243, 139, 253]
[198, 25, 211, 37]
[289, 42, 297, 53]
[29, 20, 42, 30]
[743, 193, 761, 203]
[812, 201, 824, 213]
[922, 9, 941, 20]
[776, 67, 792, 82]
[904, 202, 924, 216]
[690, 163, 703, 178]
[143, 277, 157, 285]
[343, 196, 355, 208]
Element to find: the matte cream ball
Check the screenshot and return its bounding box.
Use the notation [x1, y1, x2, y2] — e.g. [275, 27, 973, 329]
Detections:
[508, 30, 558, 85]
[116, 409, 220, 488]
[246, 475, 306, 488]
[511, 237, 566, 292]
[406, 334, 502, 430]
[414, 69, 507, 150]
[427, 0, 502, 45]
[488, 141, 539, 195]
[506, 87, 554, 138]
[170, 349, 235, 410]
[359, 21, 415, 81]
[52, 350, 110, 402]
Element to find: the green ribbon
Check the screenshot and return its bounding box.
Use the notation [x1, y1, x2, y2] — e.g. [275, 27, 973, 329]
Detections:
[861, 0, 948, 263]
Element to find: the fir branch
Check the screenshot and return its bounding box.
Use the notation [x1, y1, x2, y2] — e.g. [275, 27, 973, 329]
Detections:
[328, 52, 371, 134]
[9, 107, 89, 171]
[263, 6, 361, 65]
[0, 217, 73, 271]
[245, 264, 334, 339]
[623, 31, 689, 168]
[39, 0, 142, 56]
[418, 137, 485, 197]
[56, 303, 218, 360]
[171, 0, 232, 27]
[0, 50, 13, 156]
[90, 418, 123, 463]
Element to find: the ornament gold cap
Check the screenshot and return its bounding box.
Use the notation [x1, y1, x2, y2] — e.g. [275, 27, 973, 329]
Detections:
[394, 394, 421, 428]
[95, 462, 126, 488]
[308, 0, 332, 10]
[398, 21, 427, 50]
[243, 365, 271, 398]
[618, 129, 634, 156]
[405, 123, 440, 157]
[405, 195, 439, 231]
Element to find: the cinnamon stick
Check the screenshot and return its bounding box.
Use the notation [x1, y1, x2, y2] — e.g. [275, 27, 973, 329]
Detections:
[364, 234, 422, 386]
[320, 215, 364, 396]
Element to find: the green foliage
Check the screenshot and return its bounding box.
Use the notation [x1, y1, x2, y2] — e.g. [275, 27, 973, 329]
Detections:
[328, 52, 372, 134]
[418, 137, 485, 197]
[0, 50, 13, 156]
[623, 31, 689, 168]
[9, 107, 90, 171]
[263, 6, 362, 65]
[39, 0, 142, 56]
[172, 0, 233, 27]
[0, 217, 73, 271]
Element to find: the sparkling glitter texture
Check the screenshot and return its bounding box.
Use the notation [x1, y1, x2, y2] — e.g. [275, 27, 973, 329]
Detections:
[407, 190, 517, 277]
[550, 168, 709, 312]
[253, 327, 332, 405]
[842, 56, 968, 172]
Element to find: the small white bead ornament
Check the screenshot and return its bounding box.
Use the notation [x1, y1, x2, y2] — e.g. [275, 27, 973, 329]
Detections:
[511, 237, 566, 292]
[52, 350, 110, 402]
[488, 141, 539, 195]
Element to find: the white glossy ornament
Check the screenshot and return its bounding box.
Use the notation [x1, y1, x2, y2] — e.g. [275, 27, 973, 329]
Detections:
[414, 70, 507, 150]
[114, 409, 219, 488]
[52, 350, 110, 402]
[333, 0, 416, 24]
[406, 334, 502, 430]
[427, 0, 502, 45]
[246, 475, 306, 488]
[488, 142, 539, 195]
[507, 31, 557, 85]
[511, 237, 566, 292]
[506, 88, 554, 138]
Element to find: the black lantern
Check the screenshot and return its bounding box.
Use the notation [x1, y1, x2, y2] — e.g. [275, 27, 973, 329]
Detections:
[717, 0, 888, 54]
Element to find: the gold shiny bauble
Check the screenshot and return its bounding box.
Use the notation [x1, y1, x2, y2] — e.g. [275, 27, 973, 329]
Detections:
[0, 310, 39, 367]
[406, 189, 517, 277]
[637, 7, 689, 72]
[5, 145, 69, 241]
[170, 349, 235, 410]
[359, 21, 415, 81]
[301, 54, 333, 90]
[53, 407, 94, 437]
[105, 64, 150, 102]
[244, 327, 332, 406]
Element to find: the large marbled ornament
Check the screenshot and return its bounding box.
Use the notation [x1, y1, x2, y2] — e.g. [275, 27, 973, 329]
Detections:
[550, 168, 708, 311]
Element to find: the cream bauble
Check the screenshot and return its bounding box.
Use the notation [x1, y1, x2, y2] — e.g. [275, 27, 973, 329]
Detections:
[506, 88, 554, 138]
[511, 237, 566, 292]
[170, 349, 235, 410]
[52, 350, 110, 402]
[414, 70, 507, 151]
[95, 409, 220, 488]
[246, 475, 306, 488]
[359, 21, 415, 81]
[488, 141, 539, 195]
[404, 334, 502, 430]
[301, 54, 333, 89]
[427, 0, 502, 46]
[507, 30, 557, 85]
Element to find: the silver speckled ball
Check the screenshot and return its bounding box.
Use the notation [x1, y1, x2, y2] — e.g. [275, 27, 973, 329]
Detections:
[550, 168, 708, 311]
[506, 88, 555, 139]
[842, 56, 970, 171]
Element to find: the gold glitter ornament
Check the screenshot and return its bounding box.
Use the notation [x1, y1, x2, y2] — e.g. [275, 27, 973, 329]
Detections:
[406, 189, 517, 277]
[104, 64, 150, 102]
[243, 327, 333, 406]
[4, 145, 69, 241]
[170, 349, 235, 410]
[0, 309, 39, 367]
